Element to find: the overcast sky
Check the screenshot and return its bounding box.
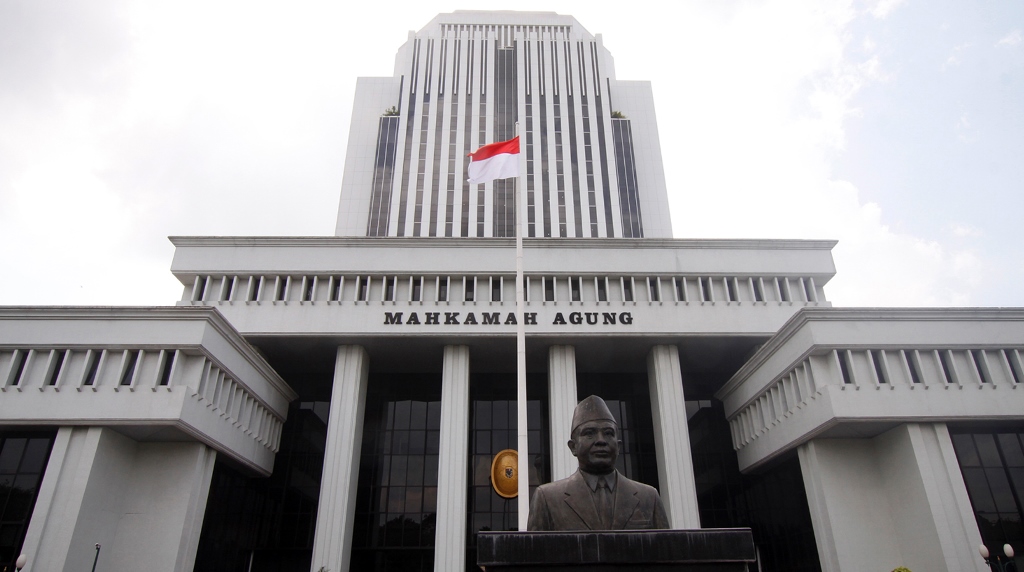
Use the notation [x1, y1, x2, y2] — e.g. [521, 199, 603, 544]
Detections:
[1, 0, 1021, 308]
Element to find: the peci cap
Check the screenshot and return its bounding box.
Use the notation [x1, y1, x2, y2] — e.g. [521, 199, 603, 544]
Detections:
[571, 395, 617, 433]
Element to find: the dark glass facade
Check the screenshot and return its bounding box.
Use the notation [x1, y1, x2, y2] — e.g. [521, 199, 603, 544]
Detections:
[688, 401, 821, 572]
[576, 373, 659, 487]
[466, 373, 548, 571]
[351, 375, 443, 572]
[0, 430, 55, 571]
[951, 425, 1024, 568]
[611, 118, 643, 238]
[195, 401, 328, 572]
[367, 116, 401, 236]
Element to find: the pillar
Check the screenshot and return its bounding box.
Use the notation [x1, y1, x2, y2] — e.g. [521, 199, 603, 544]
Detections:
[311, 345, 369, 572]
[799, 423, 986, 572]
[548, 345, 578, 480]
[646, 345, 701, 528]
[433, 345, 471, 572]
[19, 426, 216, 572]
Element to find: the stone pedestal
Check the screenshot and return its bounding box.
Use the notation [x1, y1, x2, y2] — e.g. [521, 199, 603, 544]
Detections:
[477, 529, 755, 572]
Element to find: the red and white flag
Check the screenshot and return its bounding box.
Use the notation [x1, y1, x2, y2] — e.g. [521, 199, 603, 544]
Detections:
[467, 136, 520, 184]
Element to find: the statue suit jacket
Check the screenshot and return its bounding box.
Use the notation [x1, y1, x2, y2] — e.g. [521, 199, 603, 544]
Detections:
[527, 470, 670, 531]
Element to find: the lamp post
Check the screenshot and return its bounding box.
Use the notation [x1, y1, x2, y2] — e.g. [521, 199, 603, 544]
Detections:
[980, 543, 1016, 572]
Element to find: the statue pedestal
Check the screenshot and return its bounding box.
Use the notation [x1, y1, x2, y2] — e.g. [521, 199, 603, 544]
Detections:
[476, 529, 755, 572]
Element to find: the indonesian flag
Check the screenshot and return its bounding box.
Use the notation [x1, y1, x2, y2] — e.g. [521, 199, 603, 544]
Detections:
[467, 136, 520, 184]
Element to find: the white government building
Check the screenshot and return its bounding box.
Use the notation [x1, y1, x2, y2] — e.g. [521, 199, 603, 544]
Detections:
[1, 11, 1022, 572]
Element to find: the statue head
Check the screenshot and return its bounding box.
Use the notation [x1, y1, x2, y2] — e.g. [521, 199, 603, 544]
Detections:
[568, 395, 620, 475]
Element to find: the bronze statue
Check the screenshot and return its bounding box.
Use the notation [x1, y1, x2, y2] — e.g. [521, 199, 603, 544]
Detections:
[527, 395, 670, 531]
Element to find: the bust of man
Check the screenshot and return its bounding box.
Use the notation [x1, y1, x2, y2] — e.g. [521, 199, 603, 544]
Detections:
[527, 395, 670, 531]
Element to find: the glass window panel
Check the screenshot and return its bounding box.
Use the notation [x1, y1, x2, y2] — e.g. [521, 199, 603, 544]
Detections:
[405, 488, 423, 515]
[473, 457, 490, 486]
[424, 455, 439, 487]
[964, 467, 998, 512]
[475, 432, 491, 454]
[998, 433, 1024, 467]
[492, 430, 510, 451]
[492, 401, 508, 428]
[20, 439, 50, 473]
[407, 456, 424, 487]
[394, 401, 412, 430]
[379, 457, 391, 486]
[953, 434, 981, 466]
[427, 401, 441, 427]
[407, 430, 425, 455]
[0, 439, 26, 473]
[475, 402, 492, 429]
[390, 457, 408, 486]
[410, 402, 427, 429]
[987, 467, 1017, 512]
[392, 431, 409, 455]
[976, 434, 1001, 467]
[1010, 467, 1024, 507]
[387, 487, 405, 513]
[422, 486, 437, 513]
[425, 430, 440, 454]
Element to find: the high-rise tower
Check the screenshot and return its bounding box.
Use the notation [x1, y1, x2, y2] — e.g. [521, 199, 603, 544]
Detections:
[335, 11, 673, 239]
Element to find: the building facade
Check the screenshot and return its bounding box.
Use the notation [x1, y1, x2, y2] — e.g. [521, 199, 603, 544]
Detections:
[0, 11, 1022, 572]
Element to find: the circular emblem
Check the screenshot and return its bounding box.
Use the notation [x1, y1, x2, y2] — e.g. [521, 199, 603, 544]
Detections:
[490, 449, 519, 498]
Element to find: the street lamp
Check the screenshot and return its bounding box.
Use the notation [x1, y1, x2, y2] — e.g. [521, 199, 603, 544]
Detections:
[15, 555, 26, 571]
[980, 543, 1016, 571]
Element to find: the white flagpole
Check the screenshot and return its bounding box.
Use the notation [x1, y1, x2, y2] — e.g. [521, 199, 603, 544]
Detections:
[514, 123, 529, 530]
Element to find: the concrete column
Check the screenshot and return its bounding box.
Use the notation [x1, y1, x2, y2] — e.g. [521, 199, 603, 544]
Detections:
[434, 345, 471, 572]
[548, 345, 578, 480]
[646, 345, 701, 528]
[799, 424, 986, 572]
[312, 346, 370, 572]
[20, 426, 216, 572]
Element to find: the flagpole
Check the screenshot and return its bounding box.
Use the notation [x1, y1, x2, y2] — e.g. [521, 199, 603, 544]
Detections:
[513, 123, 529, 530]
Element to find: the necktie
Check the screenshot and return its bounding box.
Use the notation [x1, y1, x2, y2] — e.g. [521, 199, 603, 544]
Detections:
[596, 479, 613, 529]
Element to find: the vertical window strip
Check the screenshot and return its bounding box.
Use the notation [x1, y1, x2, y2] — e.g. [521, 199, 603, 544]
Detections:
[462, 39, 474, 237]
[837, 350, 854, 385]
[752, 278, 765, 302]
[905, 350, 924, 384]
[538, 41, 552, 237]
[411, 276, 422, 302]
[397, 40, 422, 237]
[870, 350, 888, 384]
[367, 116, 401, 236]
[622, 277, 634, 302]
[45, 349, 66, 386]
[612, 119, 643, 237]
[591, 44, 614, 236]
[437, 276, 449, 302]
[525, 42, 536, 237]
[970, 350, 990, 384]
[477, 40, 488, 237]
[674, 277, 686, 302]
[1003, 349, 1023, 384]
[119, 350, 140, 387]
[82, 349, 103, 387]
[565, 43, 583, 237]
[938, 350, 957, 384]
[158, 350, 175, 386]
[7, 350, 30, 387]
[429, 40, 447, 237]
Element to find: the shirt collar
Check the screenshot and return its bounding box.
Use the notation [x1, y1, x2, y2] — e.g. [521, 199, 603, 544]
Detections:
[580, 469, 617, 492]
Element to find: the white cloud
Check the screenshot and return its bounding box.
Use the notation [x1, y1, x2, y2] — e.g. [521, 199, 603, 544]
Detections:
[997, 29, 1022, 47]
[950, 223, 982, 238]
[866, 0, 906, 19]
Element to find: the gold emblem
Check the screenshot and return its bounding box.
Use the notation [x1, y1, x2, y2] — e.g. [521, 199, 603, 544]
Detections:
[490, 449, 519, 498]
